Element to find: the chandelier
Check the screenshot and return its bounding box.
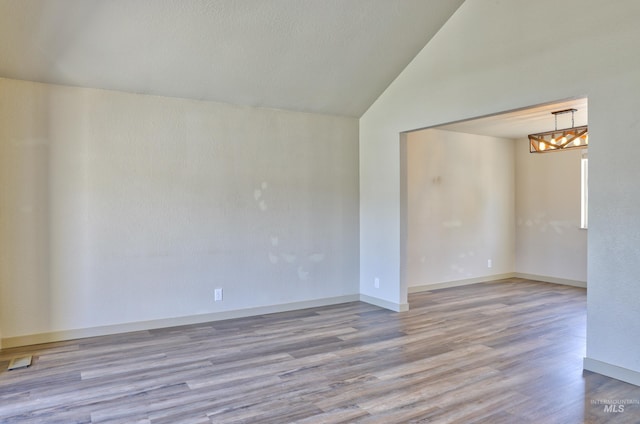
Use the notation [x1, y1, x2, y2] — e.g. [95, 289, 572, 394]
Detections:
[528, 108, 588, 153]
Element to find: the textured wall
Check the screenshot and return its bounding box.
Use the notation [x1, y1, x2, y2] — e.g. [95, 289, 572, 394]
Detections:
[0, 78, 359, 339]
[405, 129, 515, 287]
[515, 139, 587, 282]
[360, 0, 640, 380]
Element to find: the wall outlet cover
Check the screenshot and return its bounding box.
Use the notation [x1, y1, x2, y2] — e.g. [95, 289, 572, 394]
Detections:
[214, 288, 223, 301]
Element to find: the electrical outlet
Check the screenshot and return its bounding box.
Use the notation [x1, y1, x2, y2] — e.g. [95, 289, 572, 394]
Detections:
[214, 288, 223, 302]
[374, 277, 380, 289]
[487, 259, 492, 268]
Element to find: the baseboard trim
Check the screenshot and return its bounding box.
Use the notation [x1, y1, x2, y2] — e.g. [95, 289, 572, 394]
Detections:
[408, 272, 587, 293]
[1, 272, 587, 349]
[514, 273, 587, 288]
[584, 357, 640, 387]
[1, 294, 360, 349]
[408, 273, 516, 293]
[359, 294, 409, 312]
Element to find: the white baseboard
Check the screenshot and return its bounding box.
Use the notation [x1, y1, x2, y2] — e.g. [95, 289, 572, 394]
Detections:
[1, 294, 360, 349]
[408, 272, 587, 294]
[408, 273, 516, 293]
[1, 272, 587, 349]
[513, 273, 587, 288]
[584, 357, 640, 387]
[359, 294, 409, 312]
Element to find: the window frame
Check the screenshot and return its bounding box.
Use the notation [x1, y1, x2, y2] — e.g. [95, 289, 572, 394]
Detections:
[581, 154, 588, 229]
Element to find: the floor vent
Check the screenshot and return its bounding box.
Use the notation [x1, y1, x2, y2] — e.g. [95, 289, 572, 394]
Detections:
[7, 355, 33, 371]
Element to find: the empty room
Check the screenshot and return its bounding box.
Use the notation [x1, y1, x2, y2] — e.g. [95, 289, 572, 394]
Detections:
[2, 1, 640, 423]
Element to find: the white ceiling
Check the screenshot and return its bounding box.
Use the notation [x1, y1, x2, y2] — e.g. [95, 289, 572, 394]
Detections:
[0, 0, 465, 117]
[434, 98, 588, 139]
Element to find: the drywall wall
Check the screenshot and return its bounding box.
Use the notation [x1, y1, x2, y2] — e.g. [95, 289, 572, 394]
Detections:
[405, 130, 585, 290]
[360, 0, 640, 383]
[0, 78, 359, 342]
[405, 129, 514, 288]
[515, 139, 587, 283]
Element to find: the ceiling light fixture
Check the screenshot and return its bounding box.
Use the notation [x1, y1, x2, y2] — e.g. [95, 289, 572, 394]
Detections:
[528, 108, 588, 153]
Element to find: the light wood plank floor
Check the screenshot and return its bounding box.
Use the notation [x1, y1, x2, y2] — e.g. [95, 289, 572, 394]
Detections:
[2, 278, 640, 423]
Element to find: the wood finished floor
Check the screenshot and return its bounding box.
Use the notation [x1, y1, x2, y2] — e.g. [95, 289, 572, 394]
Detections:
[2, 278, 640, 423]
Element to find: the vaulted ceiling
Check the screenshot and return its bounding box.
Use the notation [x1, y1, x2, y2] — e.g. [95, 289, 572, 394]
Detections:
[0, 0, 465, 117]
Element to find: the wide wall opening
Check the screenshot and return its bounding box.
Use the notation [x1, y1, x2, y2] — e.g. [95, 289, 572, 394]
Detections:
[401, 98, 588, 293]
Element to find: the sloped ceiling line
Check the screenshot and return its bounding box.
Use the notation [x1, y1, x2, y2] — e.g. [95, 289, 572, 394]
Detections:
[0, 0, 466, 117]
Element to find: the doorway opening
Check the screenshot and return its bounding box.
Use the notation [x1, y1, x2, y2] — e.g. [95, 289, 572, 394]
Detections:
[401, 98, 588, 295]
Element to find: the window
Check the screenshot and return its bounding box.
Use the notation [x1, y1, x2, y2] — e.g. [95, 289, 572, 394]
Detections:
[581, 155, 588, 229]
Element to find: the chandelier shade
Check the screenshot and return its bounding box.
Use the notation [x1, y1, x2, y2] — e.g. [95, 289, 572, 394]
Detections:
[528, 108, 588, 153]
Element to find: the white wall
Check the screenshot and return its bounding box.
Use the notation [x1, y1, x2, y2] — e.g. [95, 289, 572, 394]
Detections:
[405, 130, 585, 290]
[515, 139, 587, 283]
[0, 78, 359, 343]
[360, 0, 640, 383]
[405, 129, 514, 288]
